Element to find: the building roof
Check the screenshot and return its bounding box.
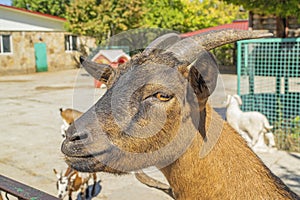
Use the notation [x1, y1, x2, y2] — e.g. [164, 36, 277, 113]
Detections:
[0, 4, 66, 22]
[181, 20, 249, 38]
[0, 4, 66, 31]
[92, 50, 131, 63]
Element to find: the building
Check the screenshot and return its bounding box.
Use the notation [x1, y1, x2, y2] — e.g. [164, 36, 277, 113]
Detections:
[0, 4, 96, 75]
[181, 20, 249, 38]
[91, 49, 131, 88]
[249, 12, 300, 38]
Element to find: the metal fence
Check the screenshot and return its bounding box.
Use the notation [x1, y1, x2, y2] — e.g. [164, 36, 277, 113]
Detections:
[0, 174, 58, 200]
[237, 37, 300, 152]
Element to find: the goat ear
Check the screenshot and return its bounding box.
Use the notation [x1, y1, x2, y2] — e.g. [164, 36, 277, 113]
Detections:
[233, 94, 242, 105]
[180, 51, 219, 143]
[182, 51, 218, 110]
[64, 166, 73, 177]
[225, 95, 231, 106]
[80, 56, 115, 83]
[53, 169, 62, 179]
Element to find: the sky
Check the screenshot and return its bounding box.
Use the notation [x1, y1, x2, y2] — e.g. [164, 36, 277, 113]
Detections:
[0, 0, 11, 5]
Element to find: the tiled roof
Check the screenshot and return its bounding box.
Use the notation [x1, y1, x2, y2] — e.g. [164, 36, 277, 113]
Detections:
[92, 50, 131, 62]
[0, 4, 66, 22]
[181, 20, 248, 38]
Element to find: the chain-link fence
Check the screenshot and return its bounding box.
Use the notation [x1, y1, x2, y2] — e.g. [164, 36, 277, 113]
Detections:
[237, 38, 300, 152]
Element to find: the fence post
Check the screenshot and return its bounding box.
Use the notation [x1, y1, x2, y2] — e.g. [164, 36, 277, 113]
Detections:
[237, 41, 242, 95]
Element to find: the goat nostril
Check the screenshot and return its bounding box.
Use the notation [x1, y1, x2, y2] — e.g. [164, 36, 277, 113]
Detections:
[69, 132, 88, 142]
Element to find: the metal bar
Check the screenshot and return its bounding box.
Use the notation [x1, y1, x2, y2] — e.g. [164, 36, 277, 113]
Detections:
[0, 174, 59, 200]
[236, 41, 242, 95]
[240, 37, 300, 44]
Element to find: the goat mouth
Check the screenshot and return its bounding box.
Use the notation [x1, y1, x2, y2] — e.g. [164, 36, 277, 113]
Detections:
[64, 154, 126, 174]
[62, 145, 109, 160]
[61, 140, 117, 173]
[64, 156, 105, 173]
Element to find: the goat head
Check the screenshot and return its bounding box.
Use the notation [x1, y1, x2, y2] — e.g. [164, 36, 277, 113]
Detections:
[61, 29, 272, 173]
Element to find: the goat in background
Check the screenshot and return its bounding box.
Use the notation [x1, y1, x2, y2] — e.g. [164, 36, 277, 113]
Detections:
[57, 108, 100, 200]
[53, 167, 99, 200]
[226, 94, 276, 152]
[61, 30, 299, 199]
[60, 108, 82, 138]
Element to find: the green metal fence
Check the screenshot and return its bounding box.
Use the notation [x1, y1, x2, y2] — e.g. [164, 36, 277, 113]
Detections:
[237, 38, 300, 152]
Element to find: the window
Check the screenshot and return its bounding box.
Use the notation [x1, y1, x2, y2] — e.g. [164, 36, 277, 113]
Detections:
[65, 35, 78, 51]
[0, 35, 12, 54]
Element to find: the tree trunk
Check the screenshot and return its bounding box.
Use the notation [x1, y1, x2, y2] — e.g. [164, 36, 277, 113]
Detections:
[276, 17, 287, 38]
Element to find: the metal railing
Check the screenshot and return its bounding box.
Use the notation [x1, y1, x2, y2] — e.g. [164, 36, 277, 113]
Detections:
[237, 37, 300, 152]
[0, 174, 58, 200]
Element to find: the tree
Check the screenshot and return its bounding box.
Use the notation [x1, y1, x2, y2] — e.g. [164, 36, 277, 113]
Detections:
[222, 0, 299, 18]
[12, 0, 70, 18]
[181, 0, 247, 32]
[142, 0, 186, 32]
[65, 0, 246, 49]
[222, 0, 300, 37]
[143, 0, 247, 33]
[65, 0, 145, 43]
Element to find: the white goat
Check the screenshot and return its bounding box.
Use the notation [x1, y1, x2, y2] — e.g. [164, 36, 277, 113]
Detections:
[226, 94, 276, 152]
[53, 167, 98, 200]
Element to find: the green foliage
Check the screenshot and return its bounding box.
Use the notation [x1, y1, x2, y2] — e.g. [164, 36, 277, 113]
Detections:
[143, 0, 247, 33]
[274, 104, 300, 152]
[65, 0, 246, 41]
[222, 0, 300, 18]
[181, 0, 247, 32]
[291, 116, 300, 135]
[12, 0, 70, 18]
[212, 44, 235, 66]
[65, 0, 145, 43]
[142, 0, 186, 32]
[275, 128, 300, 152]
[65, 0, 102, 39]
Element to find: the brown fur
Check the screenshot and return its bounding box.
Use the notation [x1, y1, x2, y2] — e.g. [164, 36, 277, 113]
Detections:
[60, 107, 173, 196]
[63, 59, 299, 199]
[60, 108, 83, 125]
[54, 166, 96, 199]
[62, 31, 300, 199]
[161, 104, 298, 199]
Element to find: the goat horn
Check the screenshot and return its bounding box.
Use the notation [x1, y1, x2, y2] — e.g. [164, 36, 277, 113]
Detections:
[80, 56, 115, 83]
[143, 33, 181, 56]
[165, 29, 273, 62]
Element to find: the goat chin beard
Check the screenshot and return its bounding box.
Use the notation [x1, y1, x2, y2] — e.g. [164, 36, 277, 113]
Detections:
[64, 155, 127, 175]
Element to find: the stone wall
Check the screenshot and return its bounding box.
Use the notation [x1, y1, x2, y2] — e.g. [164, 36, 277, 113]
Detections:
[249, 13, 300, 37]
[0, 31, 96, 75]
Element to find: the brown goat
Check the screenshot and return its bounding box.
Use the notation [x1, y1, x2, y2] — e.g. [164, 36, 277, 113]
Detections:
[60, 108, 82, 125]
[53, 166, 95, 200]
[61, 29, 299, 199]
[60, 108, 173, 197]
[60, 108, 83, 138]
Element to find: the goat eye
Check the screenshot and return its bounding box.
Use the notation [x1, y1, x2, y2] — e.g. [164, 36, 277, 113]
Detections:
[154, 92, 172, 102]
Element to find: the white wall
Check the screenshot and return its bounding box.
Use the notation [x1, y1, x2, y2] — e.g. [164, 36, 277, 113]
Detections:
[0, 7, 65, 31]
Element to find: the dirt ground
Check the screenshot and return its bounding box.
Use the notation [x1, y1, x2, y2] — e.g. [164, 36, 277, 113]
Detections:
[0, 69, 299, 199]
